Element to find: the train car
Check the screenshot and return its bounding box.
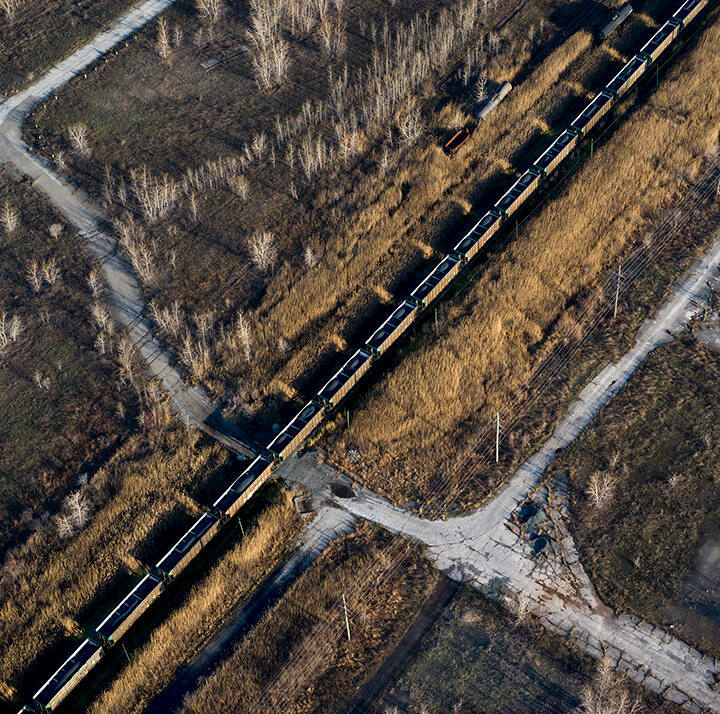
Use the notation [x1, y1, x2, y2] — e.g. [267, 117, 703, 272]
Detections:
[494, 168, 542, 218]
[453, 210, 503, 262]
[33, 639, 103, 711]
[213, 454, 275, 519]
[532, 130, 577, 177]
[673, 0, 707, 26]
[156, 512, 220, 580]
[476, 81, 512, 119]
[569, 91, 614, 136]
[365, 300, 417, 356]
[95, 573, 163, 646]
[409, 255, 461, 309]
[605, 55, 647, 97]
[599, 2, 633, 41]
[317, 348, 373, 407]
[444, 127, 471, 156]
[639, 20, 679, 63]
[267, 400, 325, 461]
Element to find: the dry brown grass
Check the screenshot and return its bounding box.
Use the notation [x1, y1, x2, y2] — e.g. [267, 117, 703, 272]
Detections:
[182, 523, 437, 714]
[333, 14, 720, 502]
[0, 416, 228, 695]
[88, 490, 300, 713]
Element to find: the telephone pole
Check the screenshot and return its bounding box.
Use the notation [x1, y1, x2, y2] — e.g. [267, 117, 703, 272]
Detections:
[342, 593, 351, 642]
[495, 412, 501, 463]
[613, 266, 622, 319]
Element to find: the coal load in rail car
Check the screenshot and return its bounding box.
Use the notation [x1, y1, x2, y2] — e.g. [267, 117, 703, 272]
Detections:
[214, 454, 274, 518]
[156, 512, 220, 580]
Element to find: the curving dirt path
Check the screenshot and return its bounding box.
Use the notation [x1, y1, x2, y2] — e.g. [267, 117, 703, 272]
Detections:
[0, 0, 255, 456]
[328, 232, 720, 713]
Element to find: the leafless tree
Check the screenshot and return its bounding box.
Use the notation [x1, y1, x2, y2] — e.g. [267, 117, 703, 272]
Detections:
[87, 269, 101, 298]
[586, 472, 615, 509]
[252, 131, 268, 160]
[47, 223, 63, 239]
[575, 659, 642, 714]
[304, 246, 317, 268]
[173, 24, 184, 47]
[26, 261, 42, 292]
[473, 75, 488, 103]
[66, 490, 89, 530]
[252, 39, 291, 90]
[91, 301, 112, 332]
[235, 311, 253, 362]
[68, 123, 91, 157]
[0, 312, 22, 350]
[0, 0, 19, 23]
[319, 18, 346, 57]
[248, 230, 278, 271]
[33, 371, 50, 390]
[397, 111, 424, 146]
[42, 257, 61, 286]
[156, 16, 172, 62]
[230, 175, 250, 199]
[1, 202, 18, 233]
[56, 514, 75, 539]
[196, 0, 222, 24]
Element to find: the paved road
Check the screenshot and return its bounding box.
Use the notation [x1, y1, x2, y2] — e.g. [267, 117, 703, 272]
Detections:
[327, 233, 720, 713]
[0, 0, 255, 456]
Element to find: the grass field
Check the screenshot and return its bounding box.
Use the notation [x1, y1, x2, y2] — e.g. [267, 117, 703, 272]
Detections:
[0, 414, 299, 708]
[0, 0, 134, 95]
[22, 0, 640, 436]
[319, 7, 720, 505]
[182, 524, 437, 713]
[555, 338, 720, 658]
[377, 587, 676, 713]
[0, 169, 128, 560]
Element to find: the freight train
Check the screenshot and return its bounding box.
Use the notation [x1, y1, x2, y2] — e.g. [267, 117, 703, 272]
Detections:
[20, 0, 710, 708]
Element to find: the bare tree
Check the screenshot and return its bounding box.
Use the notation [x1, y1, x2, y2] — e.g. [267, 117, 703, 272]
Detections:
[87, 269, 101, 298]
[575, 658, 643, 714]
[235, 311, 253, 362]
[473, 75, 488, 103]
[68, 123, 91, 157]
[173, 24, 184, 47]
[304, 246, 317, 268]
[0, 0, 19, 23]
[66, 491, 90, 530]
[48, 223, 63, 239]
[248, 230, 278, 271]
[156, 16, 172, 62]
[1, 202, 18, 233]
[319, 18, 346, 57]
[0, 312, 22, 350]
[56, 514, 75, 539]
[196, 0, 222, 24]
[397, 111, 424, 146]
[586, 472, 615, 509]
[230, 175, 250, 199]
[42, 257, 61, 286]
[26, 261, 42, 292]
[252, 38, 291, 90]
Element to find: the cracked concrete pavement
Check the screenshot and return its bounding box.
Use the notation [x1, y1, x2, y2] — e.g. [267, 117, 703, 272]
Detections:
[0, 0, 255, 455]
[288, 232, 720, 712]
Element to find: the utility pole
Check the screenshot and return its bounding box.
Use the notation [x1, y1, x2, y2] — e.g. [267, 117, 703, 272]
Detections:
[346, 410, 350, 430]
[590, 137, 594, 158]
[495, 412, 500, 463]
[122, 643, 131, 665]
[614, 266, 622, 319]
[434, 306, 438, 330]
[238, 518, 245, 537]
[342, 593, 351, 642]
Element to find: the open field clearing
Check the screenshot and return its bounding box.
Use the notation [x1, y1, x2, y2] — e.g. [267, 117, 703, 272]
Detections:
[22, 0, 653, 435]
[0, 417, 299, 708]
[182, 524, 437, 713]
[0, 169, 129, 560]
[555, 338, 720, 658]
[321, 7, 720, 504]
[374, 587, 676, 713]
[0, 0, 134, 95]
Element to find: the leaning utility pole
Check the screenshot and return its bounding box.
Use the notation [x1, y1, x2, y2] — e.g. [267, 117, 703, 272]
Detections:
[342, 593, 351, 642]
[495, 412, 501, 463]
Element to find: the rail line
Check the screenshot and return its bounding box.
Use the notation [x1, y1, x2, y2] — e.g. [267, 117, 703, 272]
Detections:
[14, 0, 715, 709]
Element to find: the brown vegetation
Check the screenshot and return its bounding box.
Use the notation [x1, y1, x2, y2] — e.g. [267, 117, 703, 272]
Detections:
[0, 170, 127, 559]
[87, 489, 299, 713]
[330, 10, 720, 503]
[25, 0, 571, 427]
[182, 524, 437, 713]
[0, 0, 134, 94]
[0, 418, 227, 697]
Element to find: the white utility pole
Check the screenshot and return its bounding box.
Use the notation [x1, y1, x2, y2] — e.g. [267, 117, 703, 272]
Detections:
[342, 593, 351, 642]
[495, 412, 500, 463]
[614, 267, 622, 319]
